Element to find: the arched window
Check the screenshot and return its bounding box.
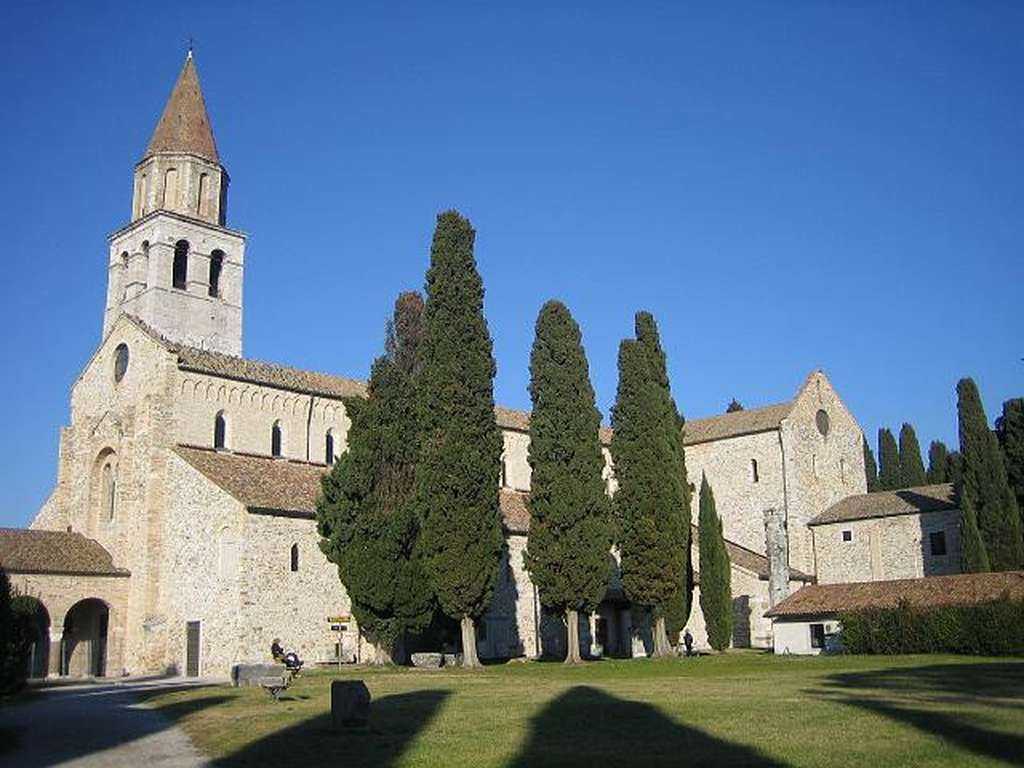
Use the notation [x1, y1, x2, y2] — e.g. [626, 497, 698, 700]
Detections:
[208, 250, 224, 298]
[325, 429, 335, 465]
[214, 411, 227, 450]
[499, 453, 507, 488]
[198, 173, 209, 216]
[101, 461, 116, 522]
[120, 252, 129, 301]
[173, 240, 189, 290]
[271, 421, 283, 457]
[751, 459, 759, 483]
[162, 168, 178, 209]
[290, 543, 299, 572]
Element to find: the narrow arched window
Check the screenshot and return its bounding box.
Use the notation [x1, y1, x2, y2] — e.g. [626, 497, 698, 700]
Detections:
[751, 459, 759, 483]
[290, 543, 299, 572]
[325, 429, 335, 465]
[198, 173, 209, 216]
[209, 250, 224, 298]
[271, 421, 283, 457]
[163, 168, 179, 209]
[173, 240, 189, 290]
[499, 453, 507, 488]
[214, 411, 227, 450]
[102, 462, 116, 522]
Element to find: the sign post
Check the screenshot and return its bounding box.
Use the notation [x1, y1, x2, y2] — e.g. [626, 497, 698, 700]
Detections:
[328, 615, 350, 670]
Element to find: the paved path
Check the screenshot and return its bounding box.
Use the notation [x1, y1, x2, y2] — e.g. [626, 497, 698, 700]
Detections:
[1, 678, 217, 767]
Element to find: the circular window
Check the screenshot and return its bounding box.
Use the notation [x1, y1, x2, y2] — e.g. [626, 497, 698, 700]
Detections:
[113, 344, 129, 383]
[815, 409, 830, 437]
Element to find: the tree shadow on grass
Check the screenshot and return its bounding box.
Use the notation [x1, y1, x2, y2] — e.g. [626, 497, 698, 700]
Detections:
[210, 689, 450, 768]
[814, 662, 1024, 767]
[507, 685, 786, 767]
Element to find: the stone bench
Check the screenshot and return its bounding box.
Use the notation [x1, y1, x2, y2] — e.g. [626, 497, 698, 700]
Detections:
[231, 663, 286, 687]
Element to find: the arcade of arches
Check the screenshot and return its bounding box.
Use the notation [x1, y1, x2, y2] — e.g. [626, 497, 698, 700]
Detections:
[1, 529, 128, 678]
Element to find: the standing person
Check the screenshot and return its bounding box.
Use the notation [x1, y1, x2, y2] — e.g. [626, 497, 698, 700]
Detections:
[683, 629, 694, 657]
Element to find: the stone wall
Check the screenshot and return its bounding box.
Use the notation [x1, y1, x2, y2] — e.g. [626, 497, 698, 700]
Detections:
[685, 430, 786, 556]
[172, 369, 352, 464]
[780, 371, 867, 574]
[812, 509, 962, 584]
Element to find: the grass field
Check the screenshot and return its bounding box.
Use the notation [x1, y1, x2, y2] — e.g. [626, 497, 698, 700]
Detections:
[139, 652, 1024, 767]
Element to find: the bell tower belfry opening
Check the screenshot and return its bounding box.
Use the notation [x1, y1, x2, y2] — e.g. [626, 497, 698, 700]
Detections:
[104, 51, 246, 356]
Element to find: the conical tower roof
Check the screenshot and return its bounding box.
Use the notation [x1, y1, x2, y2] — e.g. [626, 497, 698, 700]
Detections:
[144, 53, 220, 163]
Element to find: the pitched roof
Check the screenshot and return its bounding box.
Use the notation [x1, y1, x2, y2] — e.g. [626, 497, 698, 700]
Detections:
[765, 571, 1024, 618]
[144, 55, 220, 163]
[174, 445, 328, 517]
[0, 529, 128, 576]
[809, 483, 957, 527]
[499, 490, 531, 534]
[174, 345, 368, 400]
[493, 406, 614, 444]
[682, 402, 793, 446]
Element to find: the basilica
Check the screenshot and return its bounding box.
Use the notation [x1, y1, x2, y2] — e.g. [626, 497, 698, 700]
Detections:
[0, 55, 964, 678]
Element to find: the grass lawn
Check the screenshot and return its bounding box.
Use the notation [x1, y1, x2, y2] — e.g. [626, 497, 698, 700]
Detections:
[139, 652, 1024, 767]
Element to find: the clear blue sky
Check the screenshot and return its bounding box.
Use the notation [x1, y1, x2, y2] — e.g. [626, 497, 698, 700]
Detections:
[1, 2, 1021, 527]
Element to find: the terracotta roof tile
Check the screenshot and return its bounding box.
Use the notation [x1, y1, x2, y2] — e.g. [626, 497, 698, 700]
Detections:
[682, 402, 793, 446]
[499, 490, 531, 534]
[174, 445, 328, 517]
[144, 55, 219, 163]
[809, 483, 956, 526]
[765, 571, 1024, 618]
[0, 529, 128, 576]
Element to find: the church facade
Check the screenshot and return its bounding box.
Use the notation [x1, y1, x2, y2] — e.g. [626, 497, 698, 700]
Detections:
[3, 56, 894, 678]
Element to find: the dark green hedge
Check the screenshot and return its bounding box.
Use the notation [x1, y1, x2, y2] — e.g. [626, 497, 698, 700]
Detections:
[839, 595, 1024, 656]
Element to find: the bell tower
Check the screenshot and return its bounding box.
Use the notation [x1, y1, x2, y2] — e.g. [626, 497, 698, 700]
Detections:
[104, 51, 246, 356]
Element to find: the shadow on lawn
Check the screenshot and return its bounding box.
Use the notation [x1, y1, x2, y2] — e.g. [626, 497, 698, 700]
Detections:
[507, 685, 786, 767]
[209, 689, 450, 768]
[814, 662, 1024, 767]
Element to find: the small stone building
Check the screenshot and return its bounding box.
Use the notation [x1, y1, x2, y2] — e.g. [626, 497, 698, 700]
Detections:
[2, 53, 884, 677]
[766, 570, 1024, 655]
[809, 484, 961, 585]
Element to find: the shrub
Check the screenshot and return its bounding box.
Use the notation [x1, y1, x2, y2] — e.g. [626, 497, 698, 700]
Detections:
[839, 594, 1024, 656]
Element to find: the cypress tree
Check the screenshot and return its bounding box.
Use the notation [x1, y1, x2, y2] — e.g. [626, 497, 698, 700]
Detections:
[524, 300, 613, 664]
[636, 313, 693, 648]
[698, 475, 732, 652]
[725, 399, 744, 413]
[415, 211, 503, 668]
[863, 437, 879, 491]
[956, 378, 1023, 571]
[960, 491, 990, 573]
[610, 312, 689, 658]
[946, 451, 964, 489]
[926, 441, 950, 484]
[898, 423, 927, 488]
[877, 428, 901, 490]
[316, 293, 433, 662]
[996, 398, 1024, 532]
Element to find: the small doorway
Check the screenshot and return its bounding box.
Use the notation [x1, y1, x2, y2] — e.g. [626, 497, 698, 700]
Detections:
[63, 598, 109, 677]
[186, 621, 201, 677]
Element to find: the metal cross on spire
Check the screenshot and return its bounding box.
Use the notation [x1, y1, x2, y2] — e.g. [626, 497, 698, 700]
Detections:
[187, 36, 195, 59]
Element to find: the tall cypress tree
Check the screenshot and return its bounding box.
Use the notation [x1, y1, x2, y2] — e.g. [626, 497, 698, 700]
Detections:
[863, 436, 879, 491]
[698, 475, 732, 652]
[898, 423, 927, 488]
[946, 451, 964, 488]
[877, 428, 901, 490]
[524, 300, 613, 664]
[415, 211, 503, 668]
[996, 398, 1024, 534]
[610, 312, 689, 658]
[960, 491, 990, 573]
[317, 293, 434, 662]
[956, 378, 1023, 571]
[926, 441, 950, 484]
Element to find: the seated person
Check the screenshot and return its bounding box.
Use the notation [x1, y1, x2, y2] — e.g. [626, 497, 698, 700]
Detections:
[271, 638, 285, 662]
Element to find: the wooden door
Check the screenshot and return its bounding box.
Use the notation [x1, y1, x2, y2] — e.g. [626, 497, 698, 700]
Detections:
[186, 621, 201, 677]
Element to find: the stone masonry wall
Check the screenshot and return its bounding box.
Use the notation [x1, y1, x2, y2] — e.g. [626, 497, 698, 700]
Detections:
[812, 509, 962, 585]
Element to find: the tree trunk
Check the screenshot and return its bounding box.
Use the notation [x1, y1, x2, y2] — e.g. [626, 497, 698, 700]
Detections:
[564, 609, 582, 664]
[460, 615, 481, 669]
[652, 615, 673, 658]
